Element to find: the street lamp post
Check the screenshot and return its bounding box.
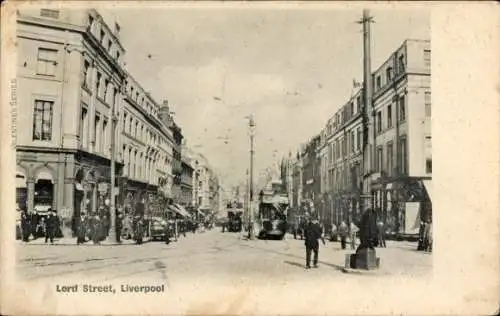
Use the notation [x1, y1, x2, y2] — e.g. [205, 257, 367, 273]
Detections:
[106, 89, 120, 244]
[248, 115, 256, 240]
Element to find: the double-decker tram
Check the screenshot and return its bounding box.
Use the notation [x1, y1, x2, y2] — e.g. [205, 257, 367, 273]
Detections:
[257, 193, 289, 240]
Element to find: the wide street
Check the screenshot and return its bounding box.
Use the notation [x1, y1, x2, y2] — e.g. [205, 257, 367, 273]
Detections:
[17, 229, 431, 282]
[11, 229, 435, 314]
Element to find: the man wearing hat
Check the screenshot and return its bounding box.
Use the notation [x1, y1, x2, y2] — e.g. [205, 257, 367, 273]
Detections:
[304, 211, 325, 269]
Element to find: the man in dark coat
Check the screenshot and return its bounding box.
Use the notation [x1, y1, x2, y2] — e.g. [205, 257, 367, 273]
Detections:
[304, 217, 325, 269]
[20, 209, 31, 242]
[377, 218, 387, 248]
[44, 209, 57, 244]
[76, 212, 88, 245]
[357, 208, 379, 251]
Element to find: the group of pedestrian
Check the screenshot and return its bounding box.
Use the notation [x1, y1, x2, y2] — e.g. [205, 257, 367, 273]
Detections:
[74, 205, 124, 245]
[19, 208, 60, 244]
[301, 207, 393, 269]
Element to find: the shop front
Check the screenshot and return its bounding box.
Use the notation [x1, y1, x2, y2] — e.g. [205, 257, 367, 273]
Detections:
[372, 176, 432, 238]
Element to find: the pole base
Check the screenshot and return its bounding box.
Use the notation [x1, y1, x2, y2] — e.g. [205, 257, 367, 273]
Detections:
[344, 248, 380, 270]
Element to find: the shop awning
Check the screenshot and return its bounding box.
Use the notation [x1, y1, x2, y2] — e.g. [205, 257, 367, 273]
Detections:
[168, 204, 191, 218]
[422, 179, 433, 203]
[198, 209, 206, 217]
[75, 183, 84, 191]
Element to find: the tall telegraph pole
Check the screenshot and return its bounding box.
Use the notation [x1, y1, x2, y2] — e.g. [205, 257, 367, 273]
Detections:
[360, 9, 374, 213]
[248, 115, 256, 239]
[107, 90, 120, 243]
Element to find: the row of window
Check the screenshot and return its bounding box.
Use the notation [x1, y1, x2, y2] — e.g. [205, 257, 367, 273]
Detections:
[124, 83, 159, 119]
[374, 92, 431, 134]
[82, 60, 120, 106]
[374, 54, 406, 92]
[325, 94, 363, 138]
[122, 146, 163, 182]
[374, 137, 408, 175]
[326, 127, 363, 165]
[122, 111, 165, 147]
[79, 106, 111, 157]
[87, 14, 121, 61]
[323, 163, 361, 193]
[374, 49, 430, 93]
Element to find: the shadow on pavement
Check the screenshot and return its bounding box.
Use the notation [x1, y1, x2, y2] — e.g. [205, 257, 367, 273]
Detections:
[243, 243, 346, 273]
[283, 260, 305, 268]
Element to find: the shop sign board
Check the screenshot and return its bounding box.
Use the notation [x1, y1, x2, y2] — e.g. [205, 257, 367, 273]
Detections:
[404, 202, 420, 235]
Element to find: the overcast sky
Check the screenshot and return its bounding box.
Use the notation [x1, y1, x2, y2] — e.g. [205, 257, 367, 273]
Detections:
[101, 5, 429, 190]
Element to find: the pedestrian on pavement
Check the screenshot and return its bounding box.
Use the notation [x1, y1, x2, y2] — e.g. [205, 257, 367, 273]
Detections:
[339, 221, 348, 250]
[349, 221, 359, 250]
[116, 207, 123, 243]
[20, 209, 31, 242]
[29, 210, 38, 240]
[425, 221, 433, 252]
[44, 209, 57, 244]
[76, 212, 88, 245]
[377, 218, 387, 248]
[90, 212, 101, 245]
[304, 217, 325, 269]
[36, 216, 45, 239]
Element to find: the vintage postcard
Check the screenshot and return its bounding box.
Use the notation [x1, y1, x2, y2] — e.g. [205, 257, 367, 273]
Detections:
[0, 1, 498, 315]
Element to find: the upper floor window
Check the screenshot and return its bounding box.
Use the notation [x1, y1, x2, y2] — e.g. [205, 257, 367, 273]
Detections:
[88, 15, 94, 31]
[387, 104, 393, 128]
[350, 102, 354, 116]
[376, 76, 381, 90]
[32, 100, 53, 141]
[37, 48, 57, 76]
[40, 9, 59, 19]
[386, 67, 393, 82]
[100, 29, 105, 42]
[424, 49, 431, 67]
[82, 60, 90, 88]
[398, 54, 405, 73]
[399, 95, 406, 121]
[377, 111, 382, 133]
[96, 72, 102, 96]
[356, 128, 361, 151]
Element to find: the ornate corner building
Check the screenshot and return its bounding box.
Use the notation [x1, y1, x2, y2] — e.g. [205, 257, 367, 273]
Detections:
[14, 8, 182, 232]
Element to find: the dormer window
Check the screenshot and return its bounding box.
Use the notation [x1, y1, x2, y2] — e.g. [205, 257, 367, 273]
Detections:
[386, 67, 393, 82]
[100, 29, 105, 42]
[88, 15, 94, 31]
[398, 55, 405, 73]
[376, 76, 381, 90]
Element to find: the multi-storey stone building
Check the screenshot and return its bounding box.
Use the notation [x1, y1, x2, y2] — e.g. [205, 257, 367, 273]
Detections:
[180, 155, 194, 207]
[301, 39, 431, 234]
[15, 8, 178, 234]
[367, 39, 432, 233]
[318, 88, 364, 226]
